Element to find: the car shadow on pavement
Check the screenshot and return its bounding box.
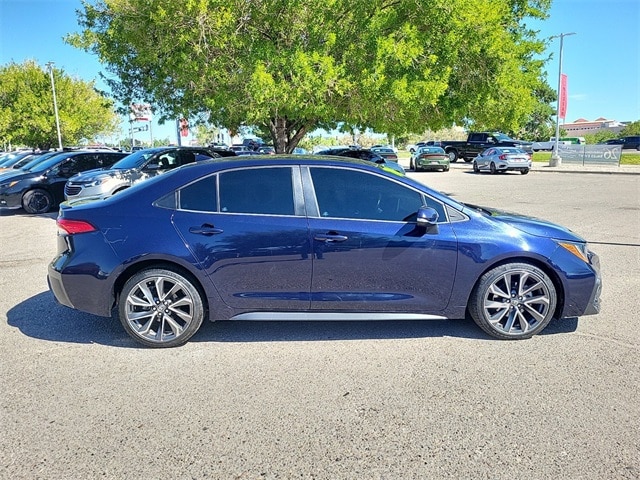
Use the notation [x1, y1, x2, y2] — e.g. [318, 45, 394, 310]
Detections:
[194, 316, 578, 343]
[7, 291, 579, 347]
[7, 291, 135, 348]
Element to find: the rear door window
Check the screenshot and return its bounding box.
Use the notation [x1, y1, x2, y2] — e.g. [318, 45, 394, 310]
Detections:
[219, 167, 295, 215]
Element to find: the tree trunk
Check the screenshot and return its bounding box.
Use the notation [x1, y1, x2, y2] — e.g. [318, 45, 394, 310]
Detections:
[268, 116, 310, 154]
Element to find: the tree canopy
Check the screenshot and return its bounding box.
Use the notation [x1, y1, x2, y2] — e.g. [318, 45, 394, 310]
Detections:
[0, 60, 120, 150]
[69, 0, 552, 152]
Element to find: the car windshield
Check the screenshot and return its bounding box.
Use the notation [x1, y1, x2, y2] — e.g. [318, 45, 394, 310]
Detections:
[494, 133, 516, 142]
[374, 148, 395, 153]
[29, 153, 77, 172]
[15, 151, 58, 168]
[499, 148, 522, 154]
[110, 149, 163, 169]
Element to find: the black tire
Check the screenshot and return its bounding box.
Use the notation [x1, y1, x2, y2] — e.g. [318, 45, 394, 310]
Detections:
[409, 158, 415, 171]
[468, 263, 557, 340]
[443, 166, 449, 172]
[473, 161, 480, 173]
[521, 168, 530, 175]
[22, 189, 53, 214]
[118, 268, 205, 348]
[490, 162, 497, 174]
[447, 149, 458, 163]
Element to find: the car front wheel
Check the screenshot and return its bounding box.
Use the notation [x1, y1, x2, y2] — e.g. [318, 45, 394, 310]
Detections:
[468, 263, 557, 340]
[22, 189, 53, 214]
[118, 268, 205, 348]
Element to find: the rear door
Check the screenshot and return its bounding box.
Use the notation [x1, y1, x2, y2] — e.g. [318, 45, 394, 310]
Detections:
[171, 165, 313, 310]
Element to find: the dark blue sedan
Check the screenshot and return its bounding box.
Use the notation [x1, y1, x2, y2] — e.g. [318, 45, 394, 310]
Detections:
[48, 155, 601, 347]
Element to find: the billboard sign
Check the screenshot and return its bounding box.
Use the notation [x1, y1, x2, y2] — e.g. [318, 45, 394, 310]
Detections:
[130, 103, 152, 122]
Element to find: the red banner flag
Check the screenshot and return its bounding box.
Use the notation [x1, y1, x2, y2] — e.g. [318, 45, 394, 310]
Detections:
[559, 74, 568, 120]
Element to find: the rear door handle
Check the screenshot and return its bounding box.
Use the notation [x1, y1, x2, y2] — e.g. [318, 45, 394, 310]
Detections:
[189, 223, 224, 236]
[314, 233, 348, 243]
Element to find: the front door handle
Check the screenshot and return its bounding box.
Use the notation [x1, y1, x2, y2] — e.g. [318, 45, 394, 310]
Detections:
[189, 223, 224, 236]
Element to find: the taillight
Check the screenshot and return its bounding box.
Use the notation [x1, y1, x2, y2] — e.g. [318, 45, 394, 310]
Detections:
[57, 218, 97, 234]
[499, 154, 507, 160]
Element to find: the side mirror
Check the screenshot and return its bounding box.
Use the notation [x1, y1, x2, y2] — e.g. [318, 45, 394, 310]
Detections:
[417, 206, 439, 227]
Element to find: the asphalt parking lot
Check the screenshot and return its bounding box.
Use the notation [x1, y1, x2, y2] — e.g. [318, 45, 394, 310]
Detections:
[1, 165, 639, 479]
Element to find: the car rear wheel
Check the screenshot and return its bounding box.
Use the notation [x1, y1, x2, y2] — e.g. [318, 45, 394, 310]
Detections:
[521, 168, 530, 175]
[490, 162, 497, 174]
[468, 263, 557, 340]
[22, 189, 53, 214]
[473, 162, 479, 173]
[118, 268, 204, 348]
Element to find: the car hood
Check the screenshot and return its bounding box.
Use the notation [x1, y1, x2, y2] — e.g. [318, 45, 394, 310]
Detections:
[464, 204, 584, 242]
[69, 168, 134, 182]
[0, 170, 34, 183]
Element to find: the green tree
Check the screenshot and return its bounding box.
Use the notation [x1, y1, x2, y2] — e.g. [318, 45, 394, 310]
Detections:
[0, 60, 120, 150]
[69, 0, 551, 153]
[517, 81, 557, 141]
[620, 120, 640, 136]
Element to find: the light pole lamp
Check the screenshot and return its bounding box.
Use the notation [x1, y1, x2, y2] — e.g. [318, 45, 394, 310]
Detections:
[45, 62, 63, 150]
[549, 32, 576, 167]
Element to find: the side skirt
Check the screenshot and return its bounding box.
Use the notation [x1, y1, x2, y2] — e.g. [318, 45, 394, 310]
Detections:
[230, 312, 448, 321]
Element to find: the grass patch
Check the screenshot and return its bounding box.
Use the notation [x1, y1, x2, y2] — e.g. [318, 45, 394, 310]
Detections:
[532, 151, 640, 165]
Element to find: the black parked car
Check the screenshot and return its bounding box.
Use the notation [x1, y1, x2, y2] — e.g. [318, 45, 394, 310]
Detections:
[315, 147, 405, 174]
[0, 150, 128, 214]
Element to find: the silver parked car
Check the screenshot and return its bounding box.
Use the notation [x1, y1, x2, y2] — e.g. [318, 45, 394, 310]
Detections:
[64, 146, 221, 200]
[473, 147, 532, 175]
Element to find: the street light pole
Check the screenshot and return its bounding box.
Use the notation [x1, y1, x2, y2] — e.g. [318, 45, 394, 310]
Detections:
[550, 32, 576, 167]
[45, 62, 63, 150]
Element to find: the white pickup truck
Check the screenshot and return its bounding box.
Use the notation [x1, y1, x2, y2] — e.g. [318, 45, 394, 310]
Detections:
[532, 137, 585, 151]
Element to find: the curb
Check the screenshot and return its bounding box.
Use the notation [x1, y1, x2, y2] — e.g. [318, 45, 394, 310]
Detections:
[532, 165, 640, 175]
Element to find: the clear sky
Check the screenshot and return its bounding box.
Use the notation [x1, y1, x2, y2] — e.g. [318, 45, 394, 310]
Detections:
[1, 0, 639, 144]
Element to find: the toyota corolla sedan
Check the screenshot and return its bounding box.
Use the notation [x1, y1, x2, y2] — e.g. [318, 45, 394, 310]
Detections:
[48, 155, 601, 348]
[473, 147, 532, 174]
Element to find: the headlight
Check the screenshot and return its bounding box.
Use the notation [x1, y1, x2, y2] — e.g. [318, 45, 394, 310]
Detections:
[558, 241, 590, 263]
[86, 177, 110, 187]
[0, 180, 20, 189]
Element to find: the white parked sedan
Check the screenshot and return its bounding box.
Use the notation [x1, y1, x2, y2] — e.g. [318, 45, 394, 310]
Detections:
[473, 147, 532, 175]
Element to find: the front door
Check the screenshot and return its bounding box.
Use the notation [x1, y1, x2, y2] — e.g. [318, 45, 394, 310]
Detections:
[305, 166, 458, 313]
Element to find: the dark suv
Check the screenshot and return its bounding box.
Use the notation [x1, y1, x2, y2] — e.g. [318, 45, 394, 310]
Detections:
[620, 136, 640, 150]
[0, 150, 127, 214]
